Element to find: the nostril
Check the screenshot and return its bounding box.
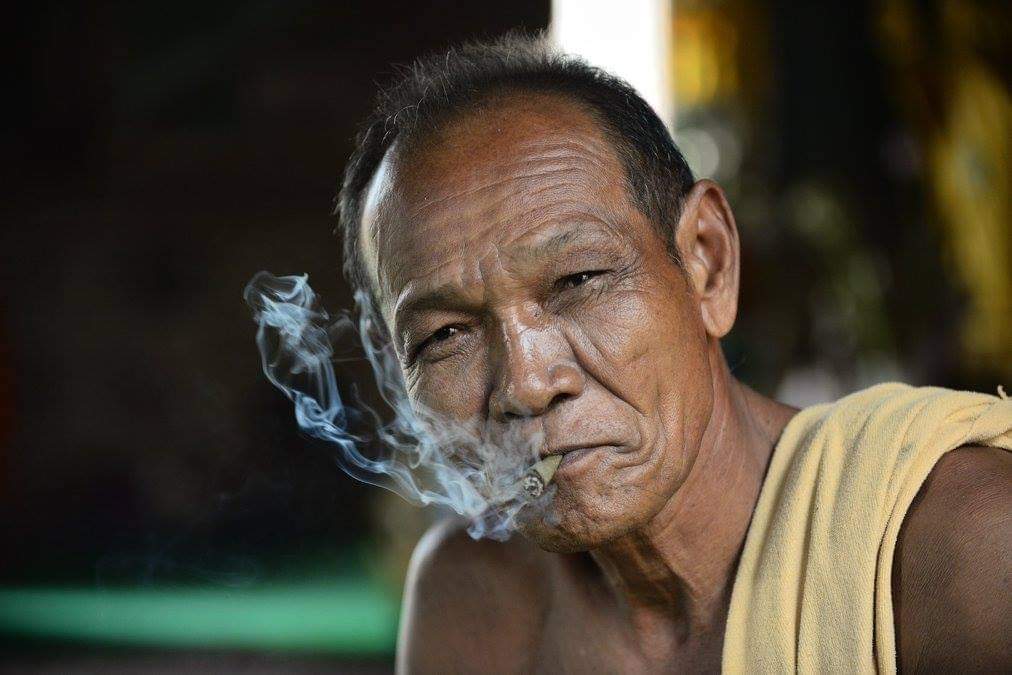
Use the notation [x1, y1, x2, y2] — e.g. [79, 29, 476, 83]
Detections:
[548, 391, 574, 410]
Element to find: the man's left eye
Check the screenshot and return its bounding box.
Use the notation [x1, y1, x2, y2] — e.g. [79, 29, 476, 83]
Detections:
[555, 270, 607, 291]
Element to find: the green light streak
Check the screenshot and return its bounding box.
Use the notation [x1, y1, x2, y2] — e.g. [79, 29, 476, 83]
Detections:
[0, 581, 399, 654]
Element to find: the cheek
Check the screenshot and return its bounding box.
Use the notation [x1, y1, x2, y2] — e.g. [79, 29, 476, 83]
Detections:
[572, 285, 703, 411]
[564, 283, 711, 493]
[405, 348, 491, 420]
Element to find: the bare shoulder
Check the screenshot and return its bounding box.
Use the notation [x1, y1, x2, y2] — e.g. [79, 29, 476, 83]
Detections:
[396, 518, 552, 674]
[893, 445, 1012, 672]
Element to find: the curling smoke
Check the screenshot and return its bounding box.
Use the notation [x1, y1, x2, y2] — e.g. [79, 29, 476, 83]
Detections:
[243, 271, 543, 540]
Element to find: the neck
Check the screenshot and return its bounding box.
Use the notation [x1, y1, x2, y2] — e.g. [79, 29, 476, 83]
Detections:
[589, 342, 795, 655]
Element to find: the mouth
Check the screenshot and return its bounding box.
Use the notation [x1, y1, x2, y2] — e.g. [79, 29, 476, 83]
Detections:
[545, 444, 617, 477]
[515, 444, 616, 501]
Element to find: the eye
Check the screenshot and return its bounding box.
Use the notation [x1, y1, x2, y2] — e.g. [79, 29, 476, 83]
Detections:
[555, 270, 607, 291]
[411, 324, 465, 362]
[429, 325, 460, 344]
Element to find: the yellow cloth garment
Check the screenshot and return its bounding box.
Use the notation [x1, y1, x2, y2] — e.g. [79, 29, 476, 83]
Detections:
[722, 382, 1012, 673]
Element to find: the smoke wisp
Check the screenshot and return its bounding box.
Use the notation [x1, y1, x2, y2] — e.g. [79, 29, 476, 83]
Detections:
[243, 271, 546, 540]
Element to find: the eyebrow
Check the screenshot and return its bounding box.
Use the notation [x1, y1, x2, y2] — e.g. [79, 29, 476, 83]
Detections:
[510, 228, 583, 264]
[393, 281, 477, 339]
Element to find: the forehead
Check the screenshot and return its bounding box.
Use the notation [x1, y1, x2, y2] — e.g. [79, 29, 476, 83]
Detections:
[359, 95, 634, 303]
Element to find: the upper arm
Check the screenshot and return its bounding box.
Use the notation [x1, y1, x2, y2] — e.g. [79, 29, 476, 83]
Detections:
[396, 519, 545, 674]
[892, 446, 1012, 673]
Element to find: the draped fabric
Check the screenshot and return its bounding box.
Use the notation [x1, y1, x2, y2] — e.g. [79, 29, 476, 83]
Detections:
[722, 383, 1012, 673]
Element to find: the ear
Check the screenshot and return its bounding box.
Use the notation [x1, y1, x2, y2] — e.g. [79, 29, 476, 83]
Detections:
[673, 179, 741, 339]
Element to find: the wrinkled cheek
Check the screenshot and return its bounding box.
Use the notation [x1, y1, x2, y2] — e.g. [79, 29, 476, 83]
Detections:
[538, 452, 674, 542]
[407, 355, 491, 422]
[576, 298, 675, 387]
[552, 474, 638, 526]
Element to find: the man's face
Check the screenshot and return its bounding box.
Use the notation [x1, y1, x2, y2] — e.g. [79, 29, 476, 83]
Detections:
[361, 96, 715, 551]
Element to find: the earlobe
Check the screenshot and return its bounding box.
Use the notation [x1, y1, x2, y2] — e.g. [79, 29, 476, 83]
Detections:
[674, 180, 741, 339]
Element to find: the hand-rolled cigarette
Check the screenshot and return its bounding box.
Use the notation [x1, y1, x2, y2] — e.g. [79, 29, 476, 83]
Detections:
[519, 455, 563, 499]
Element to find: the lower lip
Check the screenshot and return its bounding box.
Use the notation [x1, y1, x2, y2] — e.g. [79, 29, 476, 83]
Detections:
[555, 446, 611, 477]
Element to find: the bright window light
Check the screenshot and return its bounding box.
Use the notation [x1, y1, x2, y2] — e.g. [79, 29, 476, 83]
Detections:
[550, 0, 675, 129]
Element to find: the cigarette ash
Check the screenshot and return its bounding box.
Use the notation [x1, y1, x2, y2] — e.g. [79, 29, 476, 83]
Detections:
[520, 455, 563, 499]
[244, 272, 555, 540]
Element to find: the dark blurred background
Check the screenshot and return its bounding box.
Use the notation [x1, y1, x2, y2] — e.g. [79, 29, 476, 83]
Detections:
[1, 1, 1008, 672]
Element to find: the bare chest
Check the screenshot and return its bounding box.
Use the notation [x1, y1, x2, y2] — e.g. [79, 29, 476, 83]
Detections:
[523, 590, 725, 674]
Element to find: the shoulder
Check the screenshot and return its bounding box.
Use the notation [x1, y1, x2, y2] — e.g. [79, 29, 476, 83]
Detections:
[396, 518, 551, 674]
[893, 445, 1012, 672]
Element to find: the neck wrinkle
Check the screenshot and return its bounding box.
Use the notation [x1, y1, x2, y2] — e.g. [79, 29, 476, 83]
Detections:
[589, 342, 791, 650]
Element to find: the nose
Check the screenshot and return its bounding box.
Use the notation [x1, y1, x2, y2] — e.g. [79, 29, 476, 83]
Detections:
[488, 306, 585, 421]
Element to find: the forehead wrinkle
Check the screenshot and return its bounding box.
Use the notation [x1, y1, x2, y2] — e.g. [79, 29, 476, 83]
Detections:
[381, 180, 599, 296]
[380, 213, 508, 300]
[400, 128, 623, 219]
[403, 163, 592, 222]
[372, 98, 633, 320]
[503, 220, 628, 268]
[387, 249, 481, 306]
[521, 137, 617, 178]
[384, 191, 630, 305]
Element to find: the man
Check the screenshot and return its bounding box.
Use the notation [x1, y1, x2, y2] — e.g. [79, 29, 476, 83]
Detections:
[336, 36, 1011, 672]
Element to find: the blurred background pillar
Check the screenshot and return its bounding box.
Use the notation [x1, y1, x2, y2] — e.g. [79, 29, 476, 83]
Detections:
[551, 0, 675, 129]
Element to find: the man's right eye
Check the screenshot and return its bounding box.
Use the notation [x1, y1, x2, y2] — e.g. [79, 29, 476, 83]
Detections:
[412, 325, 463, 361]
[429, 325, 460, 344]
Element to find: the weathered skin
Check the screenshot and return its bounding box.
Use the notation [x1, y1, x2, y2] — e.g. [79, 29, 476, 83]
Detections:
[357, 94, 1011, 673]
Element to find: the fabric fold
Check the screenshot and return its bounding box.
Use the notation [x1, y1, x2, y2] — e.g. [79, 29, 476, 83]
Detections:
[722, 383, 1012, 674]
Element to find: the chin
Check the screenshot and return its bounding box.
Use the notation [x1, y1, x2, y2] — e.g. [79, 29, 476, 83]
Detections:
[515, 497, 636, 553]
[518, 521, 587, 553]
